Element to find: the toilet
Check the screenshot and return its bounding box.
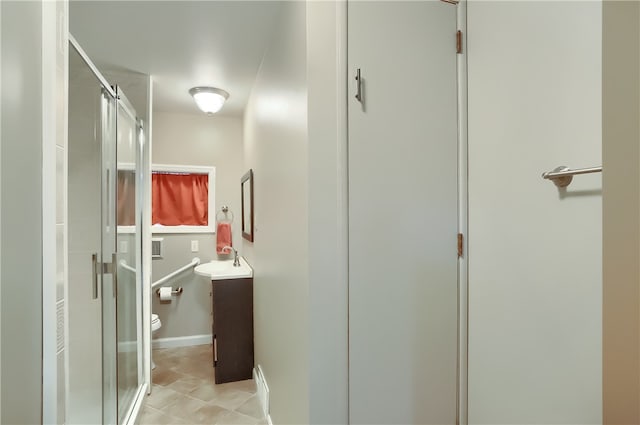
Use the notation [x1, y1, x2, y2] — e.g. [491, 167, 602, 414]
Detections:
[151, 314, 162, 369]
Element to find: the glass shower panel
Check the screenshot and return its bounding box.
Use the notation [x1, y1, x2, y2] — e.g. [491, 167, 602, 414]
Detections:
[115, 91, 142, 423]
[67, 43, 118, 425]
[68, 37, 146, 425]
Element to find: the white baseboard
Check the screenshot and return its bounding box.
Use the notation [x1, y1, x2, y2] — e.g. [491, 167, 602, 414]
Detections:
[152, 334, 212, 349]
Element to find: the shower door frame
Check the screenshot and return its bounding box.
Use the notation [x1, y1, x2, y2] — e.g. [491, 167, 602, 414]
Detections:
[68, 34, 147, 425]
[114, 85, 148, 425]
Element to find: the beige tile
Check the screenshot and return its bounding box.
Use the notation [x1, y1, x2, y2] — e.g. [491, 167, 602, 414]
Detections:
[145, 386, 184, 410]
[235, 396, 264, 420]
[158, 393, 201, 413]
[138, 405, 189, 425]
[188, 382, 220, 403]
[191, 344, 213, 354]
[144, 347, 259, 425]
[217, 379, 256, 394]
[153, 352, 181, 367]
[173, 344, 210, 359]
[192, 404, 231, 424]
[153, 368, 185, 387]
[187, 381, 254, 406]
[194, 352, 215, 367]
[209, 389, 254, 411]
[216, 411, 258, 425]
[170, 356, 205, 370]
[153, 348, 176, 358]
[168, 376, 208, 395]
[161, 395, 211, 424]
[137, 406, 158, 424]
[180, 363, 215, 381]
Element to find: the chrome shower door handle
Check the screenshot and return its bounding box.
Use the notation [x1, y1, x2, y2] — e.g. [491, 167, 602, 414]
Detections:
[112, 252, 118, 298]
[92, 252, 118, 299]
[92, 253, 99, 299]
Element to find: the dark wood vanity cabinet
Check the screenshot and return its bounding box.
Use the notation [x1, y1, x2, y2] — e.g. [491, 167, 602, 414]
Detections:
[211, 277, 254, 384]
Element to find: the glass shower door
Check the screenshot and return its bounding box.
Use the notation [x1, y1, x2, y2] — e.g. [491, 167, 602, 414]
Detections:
[68, 42, 119, 424]
[102, 87, 119, 425]
[69, 39, 145, 425]
[115, 88, 143, 423]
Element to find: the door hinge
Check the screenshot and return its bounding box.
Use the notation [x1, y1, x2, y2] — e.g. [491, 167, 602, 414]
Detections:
[457, 233, 464, 257]
[456, 30, 463, 54]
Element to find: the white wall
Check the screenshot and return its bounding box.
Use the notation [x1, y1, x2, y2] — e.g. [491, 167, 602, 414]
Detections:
[242, 2, 309, 423]
[306, 1, 348, 423]
[467, 2, 602, 423]
[1, 1, 45, 423]
[151, 112, 244, 340]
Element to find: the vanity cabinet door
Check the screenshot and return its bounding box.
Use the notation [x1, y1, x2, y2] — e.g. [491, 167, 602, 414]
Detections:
[211, 278, 254, 384]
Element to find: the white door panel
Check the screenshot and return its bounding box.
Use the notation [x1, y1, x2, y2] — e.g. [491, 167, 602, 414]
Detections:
[348, 2, 459, 424]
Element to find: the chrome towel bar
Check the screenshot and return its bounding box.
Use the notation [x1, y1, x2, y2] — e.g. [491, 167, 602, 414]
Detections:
[542, 165, 602, 188]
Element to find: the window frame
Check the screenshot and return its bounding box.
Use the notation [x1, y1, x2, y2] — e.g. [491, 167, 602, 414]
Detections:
[117, 163, 216, 234]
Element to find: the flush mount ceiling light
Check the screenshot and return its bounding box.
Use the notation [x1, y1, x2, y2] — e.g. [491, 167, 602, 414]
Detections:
[189, 86, 229, 115]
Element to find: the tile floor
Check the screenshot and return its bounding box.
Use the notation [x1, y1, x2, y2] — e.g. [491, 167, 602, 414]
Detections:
[138, 345, 266, 425]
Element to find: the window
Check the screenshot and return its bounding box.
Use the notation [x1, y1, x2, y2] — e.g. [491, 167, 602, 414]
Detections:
[152, 172, 208, 226]
[117, 164, 216, 234]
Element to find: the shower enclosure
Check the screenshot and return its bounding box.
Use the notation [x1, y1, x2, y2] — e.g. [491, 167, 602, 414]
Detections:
[67, 37, 147, 424]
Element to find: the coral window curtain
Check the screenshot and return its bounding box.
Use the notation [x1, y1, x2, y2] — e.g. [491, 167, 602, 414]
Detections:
[117, 170, 136, 226]
[152, 172, 209, 226]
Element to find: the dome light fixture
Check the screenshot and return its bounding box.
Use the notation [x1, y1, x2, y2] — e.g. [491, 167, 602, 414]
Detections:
[189, 86, 229, 115]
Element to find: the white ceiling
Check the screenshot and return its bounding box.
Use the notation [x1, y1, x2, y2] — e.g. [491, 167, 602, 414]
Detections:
[70, 1, 283, 117]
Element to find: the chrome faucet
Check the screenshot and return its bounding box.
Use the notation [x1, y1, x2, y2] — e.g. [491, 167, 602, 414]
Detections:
[223, 246, 241, 267]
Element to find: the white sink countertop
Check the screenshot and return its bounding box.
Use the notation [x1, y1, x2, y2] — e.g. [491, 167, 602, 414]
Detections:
[194, 256, 253, 281]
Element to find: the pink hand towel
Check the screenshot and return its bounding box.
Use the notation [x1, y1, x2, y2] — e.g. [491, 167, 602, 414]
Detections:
[216, 222, 232, 254]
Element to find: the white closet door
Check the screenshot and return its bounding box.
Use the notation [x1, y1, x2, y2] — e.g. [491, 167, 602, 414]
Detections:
[348, 2, 459, 424]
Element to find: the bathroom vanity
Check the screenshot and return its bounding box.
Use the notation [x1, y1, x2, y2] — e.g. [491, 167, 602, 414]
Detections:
[195, 257, 254, 384]
[211, 277, 253, 384]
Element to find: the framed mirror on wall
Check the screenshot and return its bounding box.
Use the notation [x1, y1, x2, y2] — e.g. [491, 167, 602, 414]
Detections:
[241, 169, 254, 242]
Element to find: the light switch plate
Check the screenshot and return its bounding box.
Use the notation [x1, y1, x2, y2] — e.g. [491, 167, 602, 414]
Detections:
[191, 240, 199, 252]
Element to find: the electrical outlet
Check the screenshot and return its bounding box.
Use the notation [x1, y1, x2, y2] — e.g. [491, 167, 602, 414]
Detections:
[191, 240, 199, 252]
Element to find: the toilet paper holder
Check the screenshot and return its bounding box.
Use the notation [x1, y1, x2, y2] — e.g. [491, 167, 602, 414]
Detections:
[155, 287, 183, 297]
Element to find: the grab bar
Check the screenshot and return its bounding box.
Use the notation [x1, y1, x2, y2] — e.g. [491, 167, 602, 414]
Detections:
[119, 260, 136, 274]
[151, 257, 200, 290]
[542, 165, 602, 188]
